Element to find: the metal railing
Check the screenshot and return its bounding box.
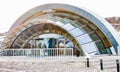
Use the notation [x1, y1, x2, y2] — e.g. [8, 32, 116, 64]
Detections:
[0, 48, 73, 59]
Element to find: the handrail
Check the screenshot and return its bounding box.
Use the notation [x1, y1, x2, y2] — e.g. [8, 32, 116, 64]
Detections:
[0, 48, 73, 58]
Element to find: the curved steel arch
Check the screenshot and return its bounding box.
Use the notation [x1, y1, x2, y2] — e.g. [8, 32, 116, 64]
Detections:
[3, 3, 120, 55]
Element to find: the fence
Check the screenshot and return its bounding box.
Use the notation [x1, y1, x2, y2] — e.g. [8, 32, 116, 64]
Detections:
[0, 48, 73, 58]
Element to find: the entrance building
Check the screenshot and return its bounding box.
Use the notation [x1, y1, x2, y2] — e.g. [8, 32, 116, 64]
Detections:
[2, 3, 120, 56]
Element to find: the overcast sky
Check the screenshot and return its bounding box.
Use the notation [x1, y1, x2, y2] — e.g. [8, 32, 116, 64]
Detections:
[0, 0, 120, 33]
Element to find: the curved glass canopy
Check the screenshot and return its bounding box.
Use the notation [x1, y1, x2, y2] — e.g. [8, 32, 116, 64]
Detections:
[2, 10, 112, 56]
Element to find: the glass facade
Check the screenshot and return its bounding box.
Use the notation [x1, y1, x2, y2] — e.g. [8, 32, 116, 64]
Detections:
[2, 4, 115, 56]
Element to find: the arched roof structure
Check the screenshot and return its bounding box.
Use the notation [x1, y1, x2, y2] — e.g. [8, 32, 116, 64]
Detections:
[2, 3, 120, 55]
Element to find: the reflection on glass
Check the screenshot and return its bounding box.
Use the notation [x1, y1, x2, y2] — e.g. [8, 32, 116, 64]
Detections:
[76, 34, 92, 44]
[89, 33, 100, 41]
[83, 26, 92, 33]
[69, 28, 84, 37]
[81, 42, 98, 54]
[63, 23, 75, 31]
[56, 21, 64, 26]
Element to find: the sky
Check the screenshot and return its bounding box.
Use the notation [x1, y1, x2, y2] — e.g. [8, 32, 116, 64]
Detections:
[0, 0, 120, 33]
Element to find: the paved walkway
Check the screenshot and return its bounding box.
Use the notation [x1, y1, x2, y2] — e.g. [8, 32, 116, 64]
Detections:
[0, 55, 119, 72]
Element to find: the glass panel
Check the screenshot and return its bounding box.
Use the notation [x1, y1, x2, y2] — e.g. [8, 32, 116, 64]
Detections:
[59, 18, 69, 24]
[25, 30, 32, 37]
[80, 18, 89, 24]
[83, 26, 92, 33]
[95, 41, 105, 50]
[95, 41, 106, 54]
[81, 42, 98, 54]
[74, 21, 84, 26]
[17, 40, 23, 45]
[30, 27, 36, 33]
[47, 14, 53, 19]
[88, 24, 97, 30]
[106, 48, 112, 54]
[89, 33, 100, 41]
[19, 34, 27, 40]
[50, 17, 57, 21]
[69, 28, 84, 37]
[70, 22, 79, 27]
[51, 16, 62, 22]
[76, 34, 92, 44]
[56, 21, 64, 26]
[55, 16, 62, 21]
[63, 23, 75, 31]
[99, 49, 108, 54]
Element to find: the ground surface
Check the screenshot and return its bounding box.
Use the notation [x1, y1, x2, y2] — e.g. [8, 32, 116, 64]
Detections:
[0, 56, 119, 72]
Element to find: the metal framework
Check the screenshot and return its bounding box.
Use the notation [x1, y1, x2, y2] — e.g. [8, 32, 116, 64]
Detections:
[2, 3, 120, 55]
